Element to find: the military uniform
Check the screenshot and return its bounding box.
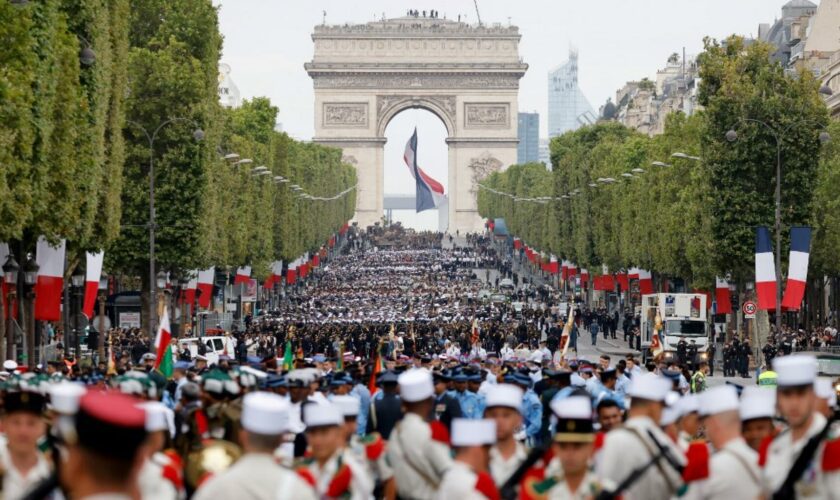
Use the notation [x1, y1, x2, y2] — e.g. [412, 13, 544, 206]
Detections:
[195, 453, 315, 500]
[684, 438, 759, 500]
[0, 439, 52, 499]
[523, 469, 609, 500]
[137, 450, 184, 500]
[489, 441, 528, 486]
[522, 388, 543, 444]
[454, 389, 483, 419]
[387, 412, 453, 499]
[761, 413, 840, 499]
[296, 449, 374, 500]
[435, 461, 499, 500]
[348, 433, 393, 486]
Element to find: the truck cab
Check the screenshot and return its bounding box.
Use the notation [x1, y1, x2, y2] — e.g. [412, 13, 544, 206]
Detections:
[640, 293, 710, 366]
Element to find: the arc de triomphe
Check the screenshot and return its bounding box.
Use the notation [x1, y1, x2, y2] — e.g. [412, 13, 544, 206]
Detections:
[306, 16, 527, 233]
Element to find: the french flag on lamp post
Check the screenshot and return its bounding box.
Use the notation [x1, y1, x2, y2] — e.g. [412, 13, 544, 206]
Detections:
[715, 277, 732, 314]
[34, 236, 66, 321]
[638, 269, 654, 295]
[755, 226, 777, 311]
[197, 267, 214, 309]
[781, 226, 811, 311]
[82, 251, 104, 319]
[234, 266, 251, 285]
[404, 128, 445, 213]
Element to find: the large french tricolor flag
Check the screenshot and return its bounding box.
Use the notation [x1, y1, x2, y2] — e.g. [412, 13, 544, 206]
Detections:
[82, 251, 104, 319]
[34, 236, 66, 321]
[234, 266, 251, 285]
[404, 128, 445, 213]
[183, 272, 198, 309]
[781, 226, 811, 311]
[197, 267, 214, 309]
[715, 277, 732, 314]
[755, 226, 776, 311]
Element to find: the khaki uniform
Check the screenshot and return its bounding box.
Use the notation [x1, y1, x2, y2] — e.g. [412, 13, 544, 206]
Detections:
[298, 449, 374, 500]
[761, 413, 840, 499]
[683, 438, 760, 500]
[435, 461, 498, 500]
[595, 416, 686, 500]
[489, 441, 528, 486]
[387, 413, 453, 499]
[193, 453, 315, 500]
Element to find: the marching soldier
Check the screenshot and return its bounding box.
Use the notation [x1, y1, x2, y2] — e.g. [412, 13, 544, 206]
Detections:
[761, 354, 840, 499]
[137, 401, 183, 500]
[686, 385, 761, 499]
[484, 384, 528, 486]
[433, 371, 462, 431]
[507, 372, 542, 446]
[387, 369, 453, 499]
[739, 386, 778, 452]
[596, 373, 686, 499]
[436, 418, 499, 500]
[174, 382, 209, 460]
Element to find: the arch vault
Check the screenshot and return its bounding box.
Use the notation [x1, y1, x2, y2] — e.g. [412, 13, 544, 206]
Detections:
[306, 15, 527, 233]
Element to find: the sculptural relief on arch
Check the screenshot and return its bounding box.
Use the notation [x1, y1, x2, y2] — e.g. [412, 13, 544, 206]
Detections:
[306, 15, 527, 233]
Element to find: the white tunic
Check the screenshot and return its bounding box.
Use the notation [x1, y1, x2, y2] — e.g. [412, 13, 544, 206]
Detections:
[761, 412, 840, 499]
[137, 452, 180, 500]
[0, 444, 51, 500]
[305, 449, 374, 500]
[194, 453, 315, 500]
[489, 442, 528, 486]
[595, 415, 686, 500]
[683, 438, 760, 500]
[387, 413, 453, 500]
[435, 461, 491, 500]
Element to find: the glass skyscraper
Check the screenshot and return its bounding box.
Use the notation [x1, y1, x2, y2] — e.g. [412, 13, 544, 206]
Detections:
[517, 112, 539, 164]
[547, 49, 596, 137]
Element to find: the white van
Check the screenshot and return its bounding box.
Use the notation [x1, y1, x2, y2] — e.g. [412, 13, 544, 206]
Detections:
[178, 336, 235, 365]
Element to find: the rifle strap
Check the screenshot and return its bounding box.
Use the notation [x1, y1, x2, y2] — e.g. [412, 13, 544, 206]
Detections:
[773, 419, 833, 499]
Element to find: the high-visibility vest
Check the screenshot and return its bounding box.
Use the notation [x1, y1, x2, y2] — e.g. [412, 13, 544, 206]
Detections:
[691, 371, 706, 393]
[758, 370, 778, 387]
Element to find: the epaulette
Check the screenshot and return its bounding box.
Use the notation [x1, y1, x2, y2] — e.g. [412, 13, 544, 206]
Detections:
[475, 470, 500, 500]
[758, 434, 776, 467]
[429, 420, 450, 445]
[361, 433, 385, 460]
[682, 440, 710, 482]
[822, 437, 840, 472]
[295, 466, 316, 488]
[326, 461, 353, 498]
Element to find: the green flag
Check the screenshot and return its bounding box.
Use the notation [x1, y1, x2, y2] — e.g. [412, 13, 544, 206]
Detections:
[158, 344, 174, 379]
[282, 341, 293, 371]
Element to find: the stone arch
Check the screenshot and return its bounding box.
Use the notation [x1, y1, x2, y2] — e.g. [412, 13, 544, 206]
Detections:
[376, 95, 457, 137]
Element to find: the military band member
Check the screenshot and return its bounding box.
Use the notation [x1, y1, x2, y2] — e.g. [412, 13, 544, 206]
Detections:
[596, 373, 686, 500]
[760, 354, 840, 499]
[484, 384, 528, 487]
[435, 418, 499, 500]
[387, 369, 453, 499]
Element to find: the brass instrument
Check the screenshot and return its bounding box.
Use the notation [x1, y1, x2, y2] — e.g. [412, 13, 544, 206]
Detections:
[185, 440, 243, 490]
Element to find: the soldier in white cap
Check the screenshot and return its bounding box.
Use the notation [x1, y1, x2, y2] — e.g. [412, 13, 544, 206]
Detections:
[675, 394, 700, 452]
[137, 401, 183, 500]
[331, 394, 393, 497]
[596, 373, 686, 500]
[296, 401, 373, 499]
[435, 418, 499, 500]
[739, 386, 777, 452]
[685, 385, 761, 499]
[484, 384, 527, 487]
[194, 392, 316, 500]
[387, 368, 453, 499]
[761, 354, 840, 499]
[814, 377, 837, 419]
[523, 395, 611, 499]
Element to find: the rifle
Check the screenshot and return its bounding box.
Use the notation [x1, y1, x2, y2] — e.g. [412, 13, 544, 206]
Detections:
[772, 416, 837, 500]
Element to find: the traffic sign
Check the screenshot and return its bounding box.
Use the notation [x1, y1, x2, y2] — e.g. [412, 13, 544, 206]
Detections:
[742, 301, 757, 319]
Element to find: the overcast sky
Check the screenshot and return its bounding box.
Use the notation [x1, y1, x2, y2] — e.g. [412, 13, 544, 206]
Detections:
[215, 0, 796, 229]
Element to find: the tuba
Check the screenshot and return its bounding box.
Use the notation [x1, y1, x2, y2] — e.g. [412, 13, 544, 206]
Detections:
[185, 439, 243, 490]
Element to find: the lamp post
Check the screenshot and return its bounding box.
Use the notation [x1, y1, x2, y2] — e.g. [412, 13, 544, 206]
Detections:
[156, 271, 168, 324]
[97, 272, 108, 362]
[3, 254, 19, 360]
[725, 119, 830, 333]
[22, 254, 38, 367]
[71, 268, 85, 359]
[125, 118, 204, 340]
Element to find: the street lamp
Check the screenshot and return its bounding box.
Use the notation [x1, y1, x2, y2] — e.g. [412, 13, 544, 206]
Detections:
[71, 268, 85, 358]
[125, 118, 204, 339]
[224, 153, 240, 161]
[671, 152, 701, 161]
[2, 254, 19, 360]
[651, 161, 672, 167]
[631, 168, 645, 174]
[234, 158, 253, 166]
[22, 254, 38, 367]
[97, 272, 108, 361]
[725, 118, 830, 333]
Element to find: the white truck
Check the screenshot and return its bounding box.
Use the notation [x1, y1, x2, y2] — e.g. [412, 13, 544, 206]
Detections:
[640, 293, 711, 366]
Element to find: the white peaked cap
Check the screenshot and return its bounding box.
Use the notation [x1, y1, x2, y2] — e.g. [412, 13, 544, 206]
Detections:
[398, 368, 434, 403]
[303, 401, 343, 428]
[740, 386, 777, 421]
[242, 392, 290, 435]
[49, 382, 86, 415]
[451, 418, 496, 447]
[139, 401, 169, 432]
[3, 360, 17, 371]
[676, 394, 699, 417]
[815, 378, 837, 407]
[697, 386, 739, 417]
[331, 395, 361, 417]
[773, 354, 817, 387]
[485, 384, 524, 411]
[627, 373, 672, 402]
[550, 395, 592, 420]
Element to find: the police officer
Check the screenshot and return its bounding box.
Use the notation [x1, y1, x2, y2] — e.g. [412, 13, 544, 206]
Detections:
[508, 372, 542, 446]
[738, 340, 750, 378]
[761, 354, 840, 498]
[452, 370, 482, 419]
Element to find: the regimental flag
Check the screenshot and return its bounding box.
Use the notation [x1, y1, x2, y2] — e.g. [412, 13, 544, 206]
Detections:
[781, 226, 811, 311]
[715, 277, 732, 314]
[471, 317, 480, 346]
[82, 251, 104, 319]
[755, 226, 776, 310]
[153, 307, 174, 379]
[282, 340, 294, 371]
[404, 128, 445, 213]
[34, 236, 66, 321]
[197, 268, 214, 309]
[234, 266, 251, 285]
[638, 269, 654, 295]
[651, 312, 665, 358]
[368, 344, 382, 396]
[560, 301, 576, 358]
